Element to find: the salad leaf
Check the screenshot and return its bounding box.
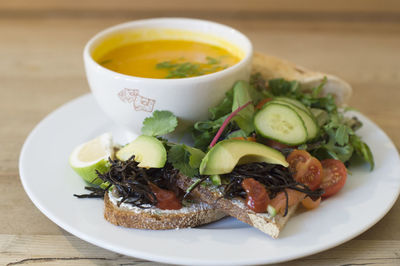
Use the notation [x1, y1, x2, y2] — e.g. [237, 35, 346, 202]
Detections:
[142, 110, 178, 137]
[268, 78, 300, 96]
[208, 88, 234, 120]
[322, 128, 354, 162]
[335, 124, 352, 146]
[192, 81, 257, 151]
[192, 114, 231, 151]
[350, 135, 375, 170]
[191, 73, 374, 170]
[249, 73, 271, 104]
[250, 72, 266, 92]
[231, 81, 255, 134]
[185, 146, 206, 168]
[167, 144, 205, 177]
[260, 75, 374, 169]
[226, 129, 248, 139]
[311, 77, 327, 98]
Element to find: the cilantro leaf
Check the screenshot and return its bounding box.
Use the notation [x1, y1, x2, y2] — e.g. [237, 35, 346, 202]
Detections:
[206, 56, 220, 65]
[185, 146, 206, 168]
[167, 144, 205, 177]
[156, 61, 178, 69]
[141, 110, 178, 137]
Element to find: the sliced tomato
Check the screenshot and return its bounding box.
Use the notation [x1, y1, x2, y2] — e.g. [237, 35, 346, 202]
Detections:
[242, 178, 269, 213]
[320, 159, 347, 198]
[255, 98, 272, 109]
[270, 189, 305, 215]
[301, 197, 321, 210]
[231, 136, 257, 142]
[265, 139, 292, 151]
[287, 150, 323, 190]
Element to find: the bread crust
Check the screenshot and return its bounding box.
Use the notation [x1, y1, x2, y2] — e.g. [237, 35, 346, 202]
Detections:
[175, 174, 297, 238]
[104, 191, 226, 230]
[252, 52, 352, 106]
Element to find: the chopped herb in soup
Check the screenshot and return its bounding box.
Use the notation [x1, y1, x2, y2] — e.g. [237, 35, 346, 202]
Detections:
[97, 40, 240, 79]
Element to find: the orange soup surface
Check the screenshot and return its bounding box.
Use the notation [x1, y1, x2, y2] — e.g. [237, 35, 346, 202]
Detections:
[97, 40, 241, 79]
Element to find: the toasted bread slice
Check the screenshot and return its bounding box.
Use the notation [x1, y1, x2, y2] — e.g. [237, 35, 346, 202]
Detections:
[252, 52, 352, 106]
[175, 174, 297, 238]
[104, 190, 226, 230]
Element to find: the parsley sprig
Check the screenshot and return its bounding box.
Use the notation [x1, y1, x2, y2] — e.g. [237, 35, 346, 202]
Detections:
[141, 110, 205, 177]
[156, 57, 226, 79]
[167, 144, 205, 177]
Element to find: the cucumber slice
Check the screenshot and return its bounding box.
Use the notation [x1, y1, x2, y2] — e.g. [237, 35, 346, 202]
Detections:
[271, 100, 319, 140]
[254, 103, 308, 145]
[273, 97, 312, 115]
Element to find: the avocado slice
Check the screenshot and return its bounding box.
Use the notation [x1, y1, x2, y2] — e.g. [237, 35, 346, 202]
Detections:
[199, 139, 288, 175]
[116, 135, 166, 168]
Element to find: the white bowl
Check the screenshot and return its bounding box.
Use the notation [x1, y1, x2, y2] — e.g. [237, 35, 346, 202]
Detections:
[83, 18, 253, 135]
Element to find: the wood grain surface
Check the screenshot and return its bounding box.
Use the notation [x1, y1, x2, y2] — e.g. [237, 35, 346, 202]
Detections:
[1, 1, 400, 265]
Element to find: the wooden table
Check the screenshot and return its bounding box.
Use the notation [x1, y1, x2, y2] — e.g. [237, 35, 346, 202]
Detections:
[2, 1, 400, 265]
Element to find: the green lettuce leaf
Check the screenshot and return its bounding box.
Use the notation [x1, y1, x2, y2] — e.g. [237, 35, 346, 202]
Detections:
[231, 81, 255, 134]
[208, 88, 234, 120]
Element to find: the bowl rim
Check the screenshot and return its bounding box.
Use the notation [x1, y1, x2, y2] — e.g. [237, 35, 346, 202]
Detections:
[83, 17, 253, 84]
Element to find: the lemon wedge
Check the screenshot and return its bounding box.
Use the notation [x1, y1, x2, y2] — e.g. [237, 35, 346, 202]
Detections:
[69, 133, 114, 185]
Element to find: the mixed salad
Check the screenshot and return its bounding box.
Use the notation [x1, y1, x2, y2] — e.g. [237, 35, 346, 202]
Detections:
[73, 73, 374, 216]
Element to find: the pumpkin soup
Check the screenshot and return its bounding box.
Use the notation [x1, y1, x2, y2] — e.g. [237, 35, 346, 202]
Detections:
[97, 40, 241, 79]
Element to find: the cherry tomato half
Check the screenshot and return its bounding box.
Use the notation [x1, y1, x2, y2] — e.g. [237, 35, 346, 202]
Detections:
[320, 159, 347, 198]
[255, 98, 272, 109]
[301, 197, 321, 210]
[270, 189, 305, 215]
[265, 139, 292, 151]
[231, 136, 257, 142]
[287, 150, 323, 190]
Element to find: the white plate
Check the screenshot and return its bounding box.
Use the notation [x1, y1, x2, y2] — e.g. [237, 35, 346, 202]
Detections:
[19, 94, 400, 265]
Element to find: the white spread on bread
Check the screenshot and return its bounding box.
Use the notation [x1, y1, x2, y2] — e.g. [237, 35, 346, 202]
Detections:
[107, 190, 216, 215]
